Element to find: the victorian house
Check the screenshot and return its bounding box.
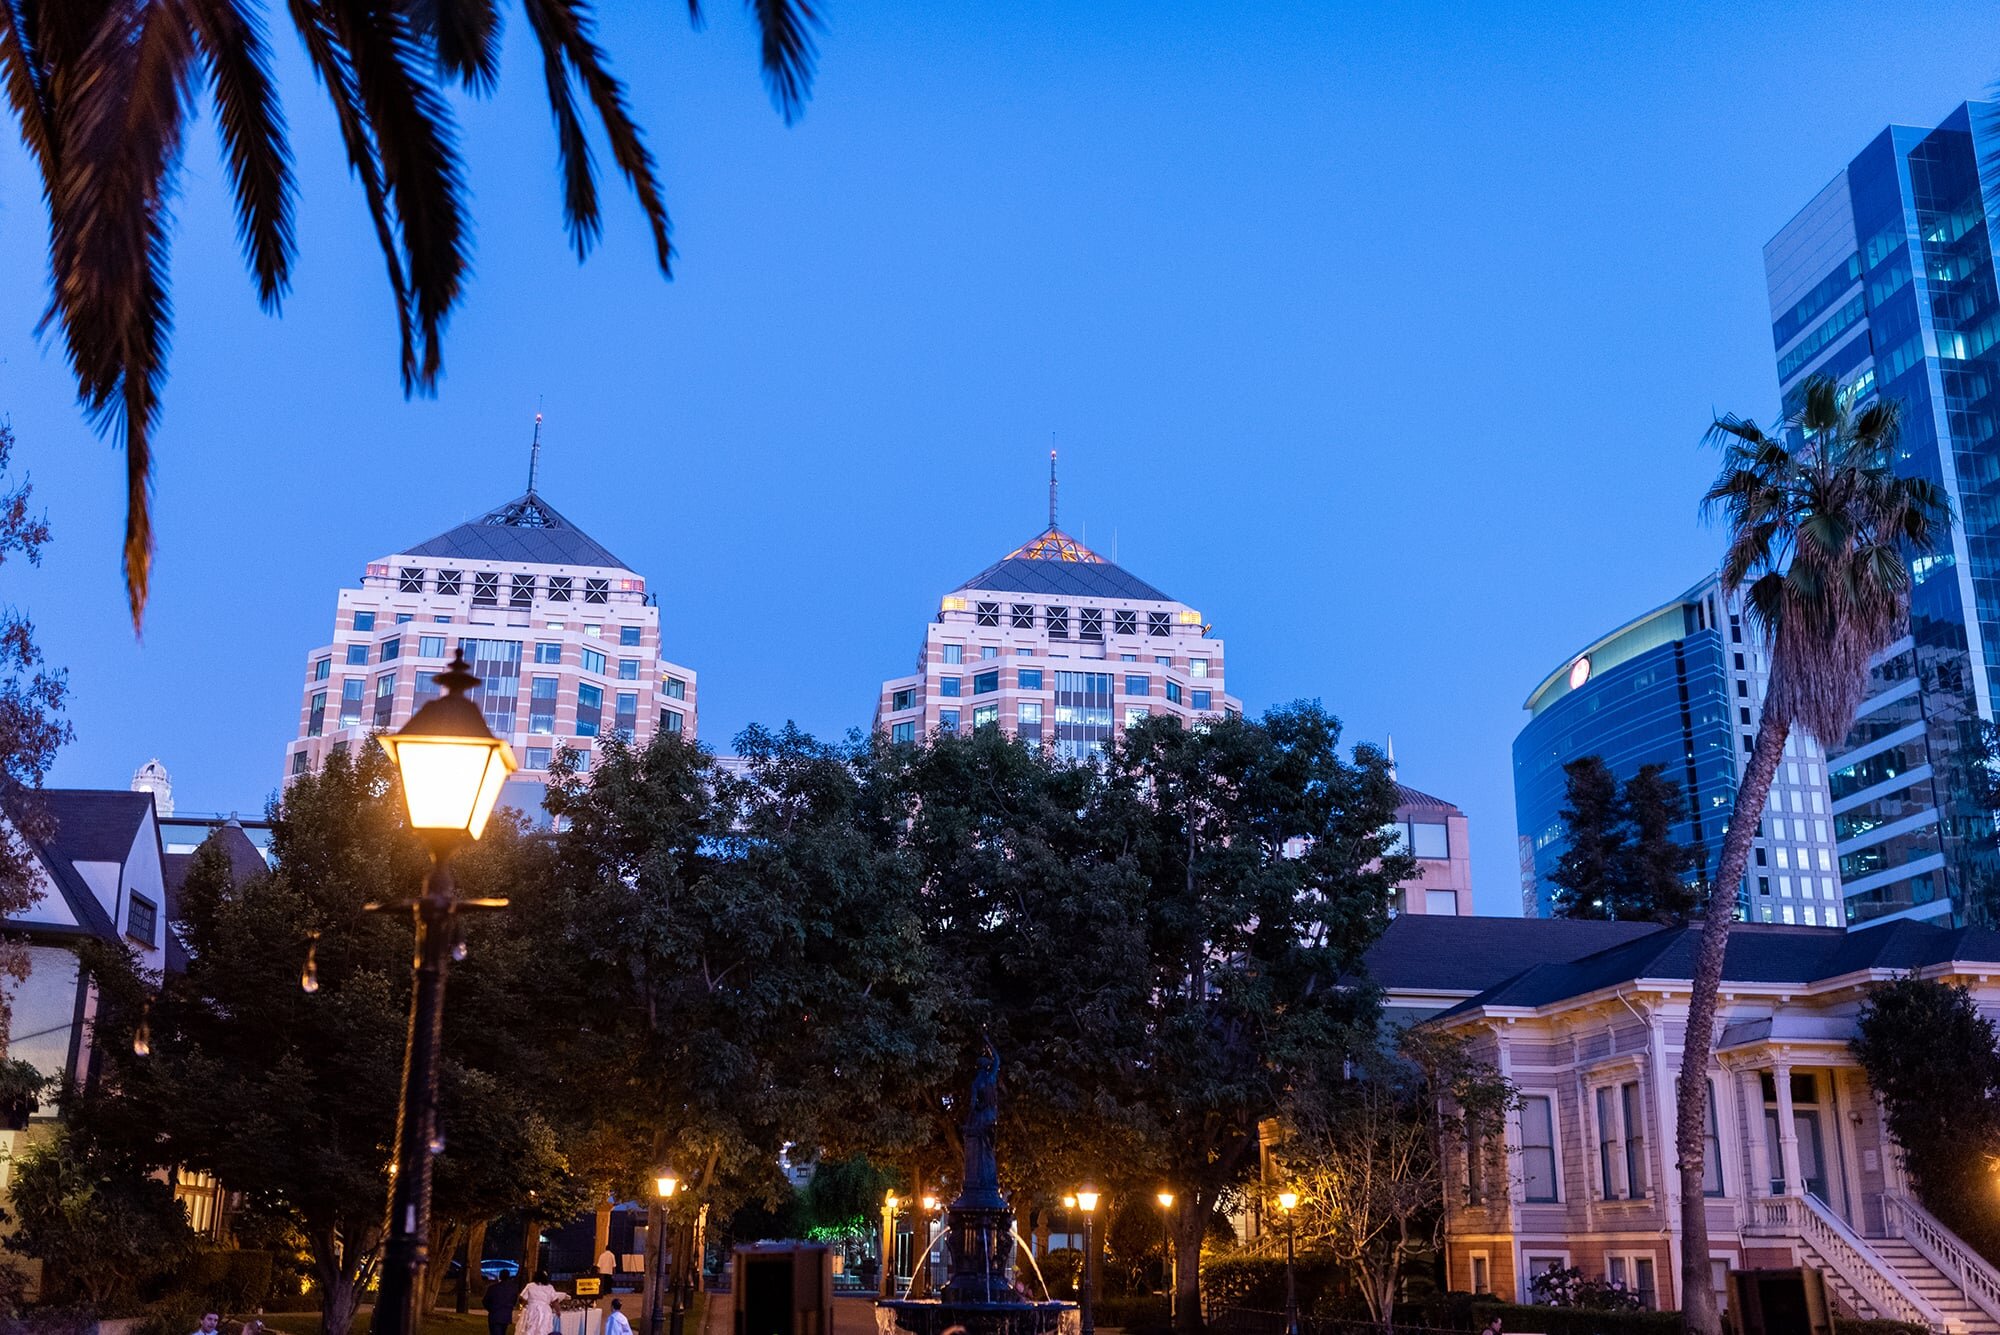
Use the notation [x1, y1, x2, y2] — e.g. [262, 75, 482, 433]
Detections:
[1385, 916, 2000, 1333]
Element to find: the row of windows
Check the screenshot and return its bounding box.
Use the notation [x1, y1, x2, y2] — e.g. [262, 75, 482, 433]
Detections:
[938, 641, 1212, 676]
[967, 602, 1181, 638]
[353, 610, 645, 645]
[308, 677, 685, 739]
[914, 669, 1209, 709]
[324, 641, 686, 696]
[1473, 1082, 1724, 1208]
[387, 567, 615, 605]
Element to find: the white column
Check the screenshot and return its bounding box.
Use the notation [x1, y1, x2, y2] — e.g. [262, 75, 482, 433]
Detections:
[1773, 1062, 1803, 1197]
[1740, 1067, 1773, 1199]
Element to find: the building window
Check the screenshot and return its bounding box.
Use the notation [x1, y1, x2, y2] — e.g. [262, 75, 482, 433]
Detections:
[662, 709, 684, 735]
[976, 602, 1000, 627]
[346, 644, 369, 665]
[1425, 889, 1459, 915]
[472, 572, 500, 605]
[1047, 606, 1070, 638]
[939, 708, 960, 732]
[308, 692, 327, 737]
[548, 575, 573, 603]
[1703, 1080, 1724, 1197]
[973, 671, 999, 695]
[1148, 611, 1171, 637]
[437, 569, 462, 596]
[1191, 658, 1209, 678]
[1469, 1255, 1490, 1296]
[354, 611, 375, 631]
[665, 677, 686, 700]
[1390, 820, 1448, 859]
[1018, 669, 1043, 690]
[973, 704, 999, 730]
[1018, 702, 1042, 749]
[340, 678, 364, 726]
[399, 567, 425, 593]
[1607, 1257, 1657, 1311]
[1521, 1094, 1559, 1202]
[291, 750, 309, 776]
[510, 574, 536, 607]
[412, 668, 439, 714]
[1126, 674, 1149, 696]
[939, 677, 962, 698]
[127, 892, 158, 945]
[981, 645, 999, 659]
[419, 635, 445, 658]
[1597, 1081, 1650, 1199]
[314, 656, 331, 681]
[458, 638, 522, 736]
[380, 636, 401, 661]
[1124, 705, 1149, 728]
[584, 624, 602, 637]
[582, 648, 607, 675]
[1011, 604, 1035, 629]
[374, 673, 396, 728]
[395, 613, 413, 624]
[1114, 610, 1137, 636]
[1080, 608, 1104, 640]
[584, 578, 609, 604]
[1192, 689, 1211, 710]
[530, 677, 558, 734]
[620, 625, 642, 647]
[577, 683, 603, 737]
[526, 746, 552, 770]
[1053, 671, 1114, 760]
[618, 658, 640, 680]
[942, 644, 964, 665]
[892, 688, 916, 712]
[535, 641, 562, 664]
[1156, 655, 1171, 666]
[615, 691, 638, 742]
[1166, 682, 1183, 705]
[892, 721, 916, 743]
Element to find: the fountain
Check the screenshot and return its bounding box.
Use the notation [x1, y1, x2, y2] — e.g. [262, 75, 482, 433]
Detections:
[877, 1039, 1079, 1335]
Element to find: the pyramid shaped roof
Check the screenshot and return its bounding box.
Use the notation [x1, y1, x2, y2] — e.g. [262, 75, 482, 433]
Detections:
[397, 491, 631, 571]
[953, 527, 1174, 603]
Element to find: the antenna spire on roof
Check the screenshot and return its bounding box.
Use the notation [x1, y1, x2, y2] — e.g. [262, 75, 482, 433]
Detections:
[527, 412, 544, 494]
[1386, 733, 1398, 781]
[1049, 443, 1058, 530]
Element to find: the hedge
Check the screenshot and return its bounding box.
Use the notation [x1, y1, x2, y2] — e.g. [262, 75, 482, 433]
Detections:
[1091, 1295, 1171, 1334]
[1202, 1254, 1355, 1317]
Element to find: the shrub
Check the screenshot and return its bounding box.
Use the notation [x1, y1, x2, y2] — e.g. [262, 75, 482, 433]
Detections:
[1465, 1302, 1680, 1335]
[1092, 1295, 1170, 1334]
[1201, 1254, 1350, 1317]
[1042, 1249, 1082, 1299]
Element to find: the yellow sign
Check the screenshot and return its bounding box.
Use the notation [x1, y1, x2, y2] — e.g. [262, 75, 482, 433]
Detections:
[573, 1278, 602, 1297]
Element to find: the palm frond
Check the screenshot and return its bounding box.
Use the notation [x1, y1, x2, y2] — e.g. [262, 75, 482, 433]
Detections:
[0, 0, 56, 181]
[746, 0, 817, 124]
[521, 0, 600, 260]
[408, 0, 502, 92]
[186, 0, 294, 308]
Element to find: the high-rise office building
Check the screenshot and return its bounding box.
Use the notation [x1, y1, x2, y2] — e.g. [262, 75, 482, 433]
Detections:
[1513, 574, 1841, 925]
[1764, 101, 2000, 926]
[285, 469, 697, 808]
[874, 460, 1240, 754]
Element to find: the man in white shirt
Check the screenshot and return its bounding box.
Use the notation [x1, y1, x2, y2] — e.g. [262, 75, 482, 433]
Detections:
[604, 1299, 633, 1335]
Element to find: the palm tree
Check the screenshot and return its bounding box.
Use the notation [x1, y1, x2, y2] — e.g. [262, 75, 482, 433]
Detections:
[0, 0, 818, 627]
[1674, 374, 1951, 1335]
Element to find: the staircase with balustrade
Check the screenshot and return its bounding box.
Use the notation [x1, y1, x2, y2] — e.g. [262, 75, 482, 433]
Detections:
[1743, 1193, 2000, 1335]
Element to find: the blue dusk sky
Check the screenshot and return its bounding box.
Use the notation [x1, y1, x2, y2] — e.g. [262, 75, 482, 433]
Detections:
[3, 2, 1999, 914]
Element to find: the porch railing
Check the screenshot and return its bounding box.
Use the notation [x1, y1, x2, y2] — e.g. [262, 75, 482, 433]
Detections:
[1886, 1191, 2000, 1329]
[1748, 1193, 1954, 1332]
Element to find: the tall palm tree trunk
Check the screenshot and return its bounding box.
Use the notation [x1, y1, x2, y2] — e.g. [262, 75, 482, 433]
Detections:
[1676, 709, 1788, 1335]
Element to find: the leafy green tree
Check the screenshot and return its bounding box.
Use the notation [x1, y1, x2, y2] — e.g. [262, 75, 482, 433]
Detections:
[1674, 376, 1953, 1335]
[4, 1120, 190, 1310]
[89, 746, 572, 1335]
[0, 422, 71, 1048]
[1548, 760, 1696, 924]
[1852, 976, 2000, 1261]
[0, 0, 819, 624]
[1547, 757, 1625, 919]
[1093, 704, 1410, 1332]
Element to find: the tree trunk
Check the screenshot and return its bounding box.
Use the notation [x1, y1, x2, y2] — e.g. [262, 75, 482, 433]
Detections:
[522, 1223, 541, 1279]
[595, 1203, 613, 1265]
[464, 1219, 491, 1310]
[423, 1220, 465, 1314]
[321, 1268, 363, 1335]
[1172, 1200, 1203, 1335]
[1676, 709, 1787, 1335]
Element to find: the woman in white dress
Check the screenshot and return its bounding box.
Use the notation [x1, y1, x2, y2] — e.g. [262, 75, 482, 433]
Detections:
[515, 1271, 561, 1335]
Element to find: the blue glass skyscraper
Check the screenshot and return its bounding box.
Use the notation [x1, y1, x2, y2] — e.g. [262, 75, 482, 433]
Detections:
[1764, 101, 2000, 926]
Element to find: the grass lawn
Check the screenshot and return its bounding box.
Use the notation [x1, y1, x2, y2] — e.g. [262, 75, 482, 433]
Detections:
[262, 1310, 490, 1335]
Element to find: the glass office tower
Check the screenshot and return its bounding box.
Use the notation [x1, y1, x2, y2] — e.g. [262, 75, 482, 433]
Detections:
[1513, 576, 1841, 924]
[1764, 101, 2000, 926]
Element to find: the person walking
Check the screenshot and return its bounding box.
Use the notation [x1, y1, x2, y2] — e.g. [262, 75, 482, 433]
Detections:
[484, 1270, 526, 1335]
[517, 1271, 562, 1335]
[605, 1299, 633, 1335]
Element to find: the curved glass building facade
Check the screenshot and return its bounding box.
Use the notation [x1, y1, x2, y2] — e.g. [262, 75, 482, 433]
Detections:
[1514, 577, 1842, 925]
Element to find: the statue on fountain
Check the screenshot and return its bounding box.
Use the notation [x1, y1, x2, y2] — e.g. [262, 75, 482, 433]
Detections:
[960, 1034, 1003, 1206]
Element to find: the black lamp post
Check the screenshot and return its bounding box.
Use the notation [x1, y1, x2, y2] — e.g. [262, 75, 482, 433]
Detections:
[649, 1169, 680, 1335]
[370, 652, 518, 1335]
[1076, 1186, 1100, 1335]
[1156, 1191, 1175, 1321]
[1277, 1191, 1299, 1335]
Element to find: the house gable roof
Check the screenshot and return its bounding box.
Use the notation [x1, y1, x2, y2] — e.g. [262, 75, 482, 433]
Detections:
[1363, 915, 1667, 998]
[18, 790, 155, 941]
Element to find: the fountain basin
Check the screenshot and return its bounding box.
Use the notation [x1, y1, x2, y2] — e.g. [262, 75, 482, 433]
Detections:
[876, 1299, 1079, 1335]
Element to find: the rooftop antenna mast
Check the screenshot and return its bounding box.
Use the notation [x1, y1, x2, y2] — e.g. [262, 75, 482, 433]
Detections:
[1049, 440, 1058, 530]
[527, 409, 544, 494]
